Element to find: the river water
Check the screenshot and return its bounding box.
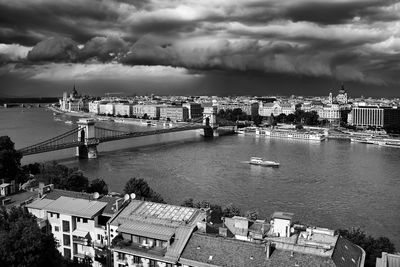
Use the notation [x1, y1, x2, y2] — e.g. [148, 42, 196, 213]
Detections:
[1, 107, 400, 248]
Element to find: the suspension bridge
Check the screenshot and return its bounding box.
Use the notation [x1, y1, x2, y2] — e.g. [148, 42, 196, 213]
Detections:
[18, 107, 236, 159]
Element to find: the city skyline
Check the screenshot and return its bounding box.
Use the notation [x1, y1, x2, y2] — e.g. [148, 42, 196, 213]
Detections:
[0, 0, 400, 97]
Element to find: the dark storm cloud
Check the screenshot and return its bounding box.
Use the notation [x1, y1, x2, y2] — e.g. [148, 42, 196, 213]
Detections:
[282, 0, 388, 24]
[0, 0, 121, 45]
[27, 37, 79, 62]
[0, 0, 400, 95]
[79, 36, 130, 62]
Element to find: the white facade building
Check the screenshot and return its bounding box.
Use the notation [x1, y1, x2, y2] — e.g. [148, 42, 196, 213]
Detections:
[259, 101, 296, 117]
[349, 106, 385, 128]
[99, 103, 115, 115]
[159, 106, 189, 122]
[26, 189, 120, 266]
[89, 101, 100, 114]
[270, 212, 293, 238]
[114, 103, 132, 117]
[132, 105, 160, 118]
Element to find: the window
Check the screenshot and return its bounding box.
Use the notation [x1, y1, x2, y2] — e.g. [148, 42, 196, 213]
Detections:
[82, 218, 88, 223]
[149, 259, 156, 267]
[54, 226, 59, 232]
[133, 256, 140, 264]
[63, 234, 70, 246]
[117, 252, 125, 261]
[57, 213, 60, 219]
[77, 218, 81, 222]
[62, 220, 70, 232]
[64, 248, 71, 259]
[97, 234, 101, 240]
[132, 235, 139, 243]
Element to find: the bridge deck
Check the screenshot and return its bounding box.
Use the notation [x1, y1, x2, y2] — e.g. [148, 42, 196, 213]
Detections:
[98, 124, 204, 143]
[19, 124, 206, 156]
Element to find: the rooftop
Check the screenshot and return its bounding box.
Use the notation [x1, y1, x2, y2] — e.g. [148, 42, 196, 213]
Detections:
[43, 189, 119, 216]
[331, 236, 365, 267]
[376, 252, 400, 267]
[111, 200, 205, 263]
[180, 232, 335, 267]
[41, 196, 108, 219]
[0, 190, 37, 209]
[272, 211, 294, 221]
[111, 200, 200, 227]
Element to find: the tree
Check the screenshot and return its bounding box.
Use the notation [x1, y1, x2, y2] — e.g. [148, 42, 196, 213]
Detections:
[246, 210, 259, 221]
[63, 172, 89, 192]
[275, 113, 287, 123]
[384, 123, 400, 134]
[217, 108, 249, 123]
[35, 161, 75, 187]
[0, 206, 64, 267]
[286, 113, 296, 123]
[87, 178, 108, 195]
[268, 114, 277, 127]
[124, 177, 165, 203]
[338, 227, 396, 267]
[251, 114, 262, 126]
[303, 111, 319, 125]
[181, 198, 195, 208]
[222, 203, 242, 218]
[0, 136, 23, 182]
[181, 199, 242, 224]
[22, 163, 41, 175]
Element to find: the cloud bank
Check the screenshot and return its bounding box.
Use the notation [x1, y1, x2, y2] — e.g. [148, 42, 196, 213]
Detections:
[0, 0, 399, 95]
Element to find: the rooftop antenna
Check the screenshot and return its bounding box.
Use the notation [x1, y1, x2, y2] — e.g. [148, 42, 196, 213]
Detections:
[124, 194, 130, 202]
[130, 193, 136, 200]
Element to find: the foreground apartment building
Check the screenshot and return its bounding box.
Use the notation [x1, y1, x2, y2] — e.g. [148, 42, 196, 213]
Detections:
[109, 200, 207, 267]
[26, 187, 122, 267]
[25, 187, 365, 267]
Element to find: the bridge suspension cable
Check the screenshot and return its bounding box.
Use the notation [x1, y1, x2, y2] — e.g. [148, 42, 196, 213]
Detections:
[18, 112, 234, 156]
[18, 127, 84, 155]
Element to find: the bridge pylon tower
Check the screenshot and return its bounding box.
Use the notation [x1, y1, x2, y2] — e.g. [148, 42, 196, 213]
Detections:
[77, 118, 98, 159]
[203, 106, 218, 137]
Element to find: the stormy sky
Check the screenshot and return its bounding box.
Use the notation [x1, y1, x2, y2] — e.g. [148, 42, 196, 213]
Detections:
[0, 0, 399, 97]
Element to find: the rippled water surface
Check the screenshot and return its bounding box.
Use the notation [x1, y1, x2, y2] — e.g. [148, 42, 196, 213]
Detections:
[1, 107, 400, 248]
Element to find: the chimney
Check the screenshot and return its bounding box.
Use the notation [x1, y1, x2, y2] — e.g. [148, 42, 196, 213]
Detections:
[219, 227, 228, 237]
[115, 198, 123, 211]
[197, 221, 207, 233]
[265, 241, 271, 259]
[200, 207, 212, 223]
[38, 182, 45, 197]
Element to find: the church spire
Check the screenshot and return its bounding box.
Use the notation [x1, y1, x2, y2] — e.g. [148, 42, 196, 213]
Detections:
[72, 84, 78, 97]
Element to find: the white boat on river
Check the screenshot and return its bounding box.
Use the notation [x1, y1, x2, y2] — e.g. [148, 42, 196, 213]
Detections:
[249, 157, 280, 167]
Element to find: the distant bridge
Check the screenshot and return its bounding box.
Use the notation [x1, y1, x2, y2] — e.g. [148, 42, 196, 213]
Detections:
[18, 107, 236, 159]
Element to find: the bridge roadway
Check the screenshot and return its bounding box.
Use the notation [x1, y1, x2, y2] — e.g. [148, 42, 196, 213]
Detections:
[19, 123, 206, 156]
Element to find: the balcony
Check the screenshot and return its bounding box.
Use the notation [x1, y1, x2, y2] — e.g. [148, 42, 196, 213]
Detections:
[36, 218, 48, 230]
[113, 240, 167, 256]
[93, 240, 107, 248]
[116, 256, 128, 264]
[72, 236, 91, 246]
